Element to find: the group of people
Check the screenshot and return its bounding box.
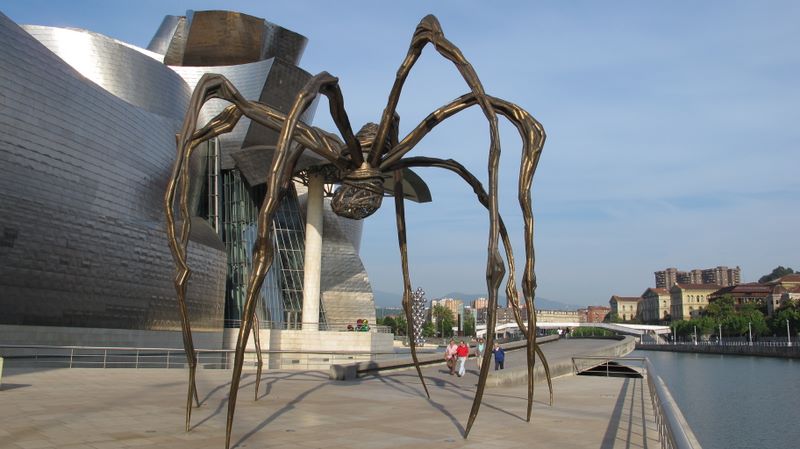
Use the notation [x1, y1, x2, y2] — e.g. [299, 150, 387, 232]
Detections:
[346, 319, 370, 332]
[443, 338, 505, 377]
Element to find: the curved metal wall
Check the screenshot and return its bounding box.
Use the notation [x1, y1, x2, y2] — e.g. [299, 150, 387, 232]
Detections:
[319, 199, 376, 325]
[171, 59, 275, 169]
[0, 14, 226, 332]
[22, 25, 191, 120]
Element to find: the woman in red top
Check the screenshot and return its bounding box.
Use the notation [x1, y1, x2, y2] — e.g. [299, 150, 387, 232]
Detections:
[456, 340, 470, 377]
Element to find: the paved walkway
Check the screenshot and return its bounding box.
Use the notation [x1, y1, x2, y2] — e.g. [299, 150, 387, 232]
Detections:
[0, 340, 660, 449]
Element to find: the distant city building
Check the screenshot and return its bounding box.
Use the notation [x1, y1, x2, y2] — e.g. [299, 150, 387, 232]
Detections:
[472, 297, 488, 322]
[640, 288, 670, 322]
[585, 306, 611, 323]
[495, 307, 517, 325]
[472, 298, 488, 310]
[536, 309, 580, 323]
[762, 274, 800, 317]
[431, 298, 465, 331]
[432, 298, 464, 319]
[702, 266, 741, 286]
[708, 283, 771, 311]
[609, 296, 641, 321]
[669, 284, 721, 320]
[655, 266, 740, 290]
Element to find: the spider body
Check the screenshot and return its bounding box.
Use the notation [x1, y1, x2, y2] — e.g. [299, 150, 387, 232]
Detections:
[165, 14, 551, 449]
[329, 122, 396, 219]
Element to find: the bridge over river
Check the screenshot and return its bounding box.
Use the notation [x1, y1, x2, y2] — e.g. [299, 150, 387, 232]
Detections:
[476, 321, 672, 340]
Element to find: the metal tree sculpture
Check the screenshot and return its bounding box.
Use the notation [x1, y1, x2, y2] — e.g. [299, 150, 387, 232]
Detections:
[410, 287, 428, 346]
[165, 15, 551, 449]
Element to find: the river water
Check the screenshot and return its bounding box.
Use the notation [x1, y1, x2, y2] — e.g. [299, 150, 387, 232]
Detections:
[633, 350, 800, 449]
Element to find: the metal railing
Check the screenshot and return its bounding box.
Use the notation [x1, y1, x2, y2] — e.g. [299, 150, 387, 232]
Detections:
[0, 345, 402, 370]
[645, 358, 702, 449]
[571, 356, 701, 449]
[641, 338, 795, 347]
[222, 320, 391, 333]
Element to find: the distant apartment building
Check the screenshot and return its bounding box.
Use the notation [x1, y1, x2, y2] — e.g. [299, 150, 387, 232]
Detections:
[669, 284, 721, 320]
[483, 307, 525, 325]
[702, 266, 741, 286]
[640, 288, 670, 322]
[431, 298, 465, 330]
[582, 306, 611, 323]
[432, 298, 464, 318]
[472, 298, 488, 310]
[472, 298, 488, 322]
[609, 296, 641, 321]
[655, 266, 740, 290]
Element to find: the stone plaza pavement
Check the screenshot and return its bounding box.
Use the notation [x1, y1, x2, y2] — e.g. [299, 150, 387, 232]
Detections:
[0, 340, 660, 449]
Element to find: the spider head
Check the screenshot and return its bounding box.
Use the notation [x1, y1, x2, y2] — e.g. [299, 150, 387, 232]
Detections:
[331, 165, 384, 220]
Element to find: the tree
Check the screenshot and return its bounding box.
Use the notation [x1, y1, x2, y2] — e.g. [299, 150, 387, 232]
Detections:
[431, 304, 455, 337]
[380, 316, 397, 334]
[758, 266, 795, 284]
[463, 309, 475, 337]
[422, 321, 435, 338]
[768, 299, 800, 337]
[603, 312, 621, 324]
[394, 314, 407, 336]
[737, 303, 769, 336]
[704, 295, 735, 320]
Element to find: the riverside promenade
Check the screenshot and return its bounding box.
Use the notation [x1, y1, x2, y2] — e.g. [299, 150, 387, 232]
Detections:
[0, 338, 659, 449]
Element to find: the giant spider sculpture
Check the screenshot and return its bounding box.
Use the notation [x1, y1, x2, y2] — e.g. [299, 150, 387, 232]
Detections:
[165, 15, 551, 449]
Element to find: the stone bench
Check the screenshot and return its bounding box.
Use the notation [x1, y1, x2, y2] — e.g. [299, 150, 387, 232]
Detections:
[330, 335, 559, 380]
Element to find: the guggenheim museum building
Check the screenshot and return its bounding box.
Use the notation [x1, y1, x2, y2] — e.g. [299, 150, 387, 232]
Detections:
[0, 10, 427, 351]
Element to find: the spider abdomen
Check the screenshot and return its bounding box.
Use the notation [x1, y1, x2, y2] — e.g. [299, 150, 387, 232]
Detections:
[331, 178, 384, 220]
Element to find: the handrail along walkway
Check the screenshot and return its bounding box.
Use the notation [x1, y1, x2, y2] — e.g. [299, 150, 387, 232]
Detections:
[572, 355, 702, 449]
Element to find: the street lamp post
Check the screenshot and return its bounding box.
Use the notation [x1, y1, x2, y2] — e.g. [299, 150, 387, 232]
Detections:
[672, 322, 676, 345]
[693, 325, 698, 346]
[719, 323, 723, 345]
[787, 319, 792, 347]
[748, 321, 752, 346]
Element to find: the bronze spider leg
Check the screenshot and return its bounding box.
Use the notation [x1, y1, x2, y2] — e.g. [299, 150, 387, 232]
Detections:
[252, 314, 263, 400]
[369, 17, 503, 437]
[165, 103, 246, 431]
[391, 169, 430, 399]
[388, 157, 553, 416]
[224, 72, 362, 449]
[381, 92, 546, 432]
[167, 73, 351, 440]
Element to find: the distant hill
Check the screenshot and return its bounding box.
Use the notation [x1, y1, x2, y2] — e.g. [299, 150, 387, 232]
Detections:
[372, 290, 405, 308]
[372, 289, 582, 311]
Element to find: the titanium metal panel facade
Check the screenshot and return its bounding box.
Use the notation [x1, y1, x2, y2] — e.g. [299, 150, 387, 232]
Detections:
[22, 25, 191, 120]
[0, 13, 226, 332]
[0, 9, 377, 338]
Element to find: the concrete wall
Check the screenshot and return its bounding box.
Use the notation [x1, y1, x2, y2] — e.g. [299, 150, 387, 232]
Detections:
[223, 328, 394, 370]
[636, 343, 800, 359]
[0, 324, 223, 348]
[489, 336, 636, 388]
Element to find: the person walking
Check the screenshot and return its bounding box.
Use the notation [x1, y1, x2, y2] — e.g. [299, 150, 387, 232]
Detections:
[475, 337, 485, 369]
[492, 342, 505, 370]
[444, 339, 458, 375]
[456, 340, 469, 377]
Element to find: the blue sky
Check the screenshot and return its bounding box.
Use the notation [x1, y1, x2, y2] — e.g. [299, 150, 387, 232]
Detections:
[4, 1, 798, 306]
